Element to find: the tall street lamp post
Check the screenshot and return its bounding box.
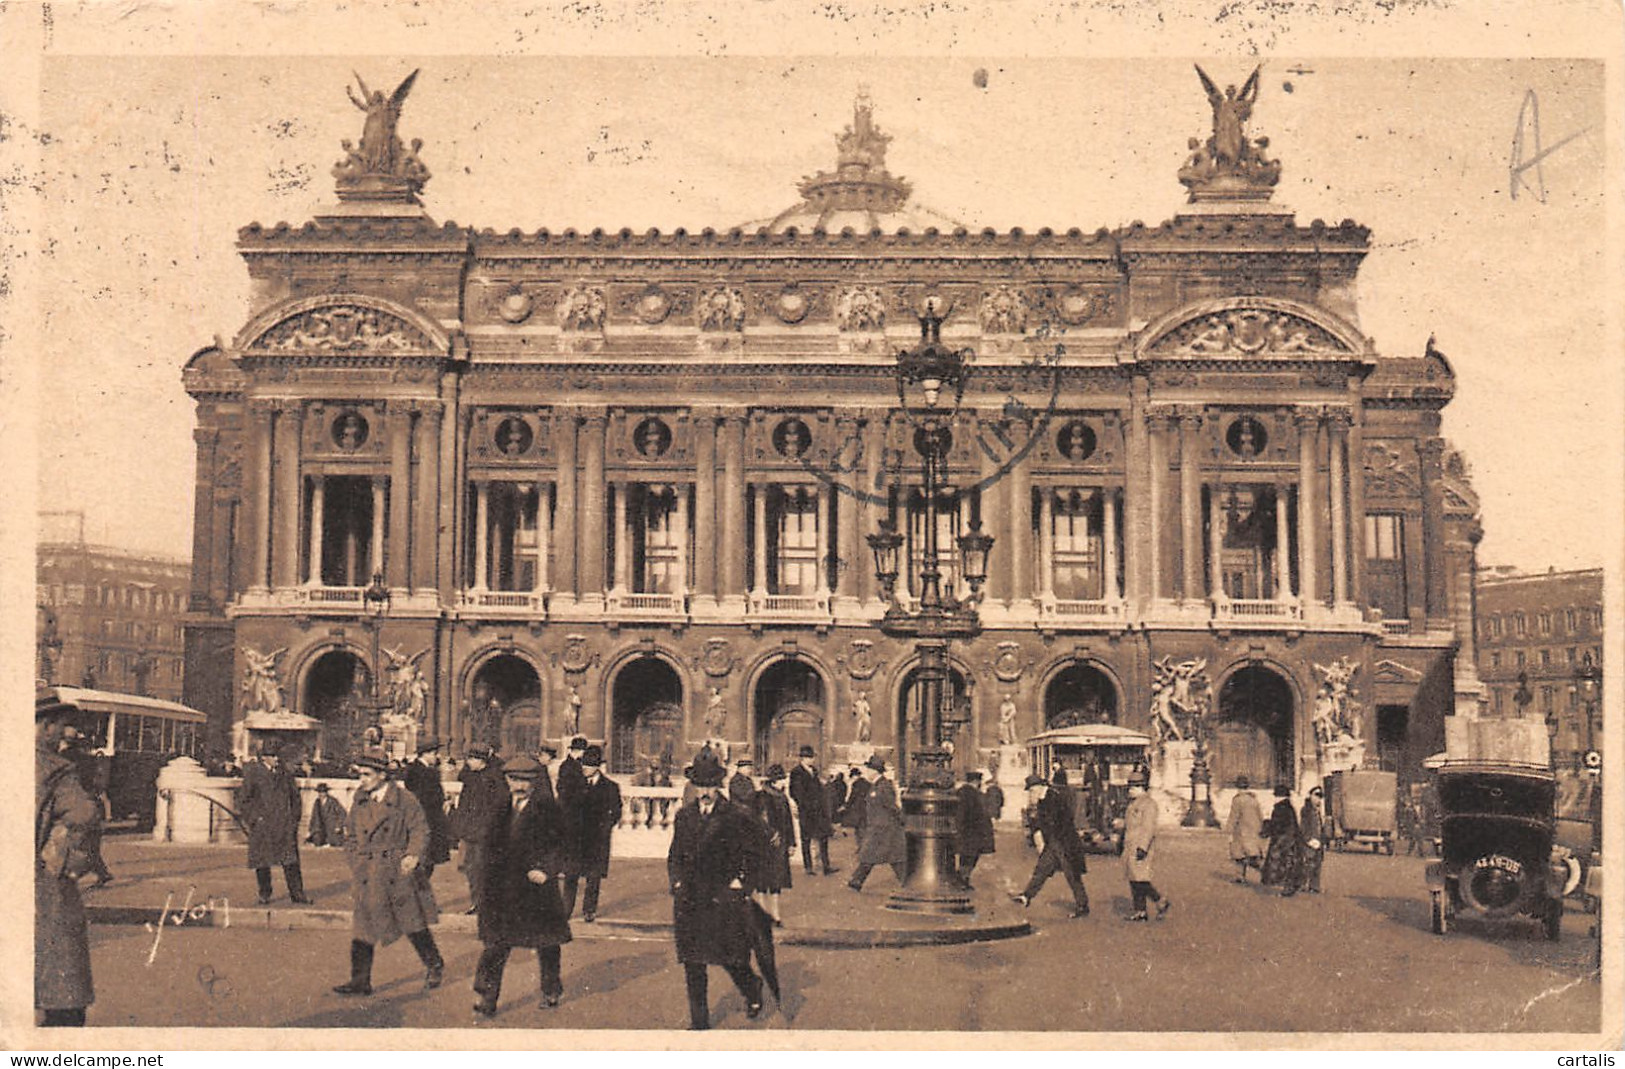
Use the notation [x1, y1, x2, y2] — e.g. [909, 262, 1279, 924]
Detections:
[867, 307, 994, 916]
[361, 570, 392, 753]
[1574, 658, 1602, 857]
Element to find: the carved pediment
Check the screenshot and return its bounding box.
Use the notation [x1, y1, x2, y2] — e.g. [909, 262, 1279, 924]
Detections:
[1140, 298, 1364, 361]
[1373, 659, 1424, 685]
[236, 294, 449, 356]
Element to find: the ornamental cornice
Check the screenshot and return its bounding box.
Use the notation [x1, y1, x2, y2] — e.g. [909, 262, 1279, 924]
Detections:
[234, 292, 453, 356]
[1139, 296, 1367, 361]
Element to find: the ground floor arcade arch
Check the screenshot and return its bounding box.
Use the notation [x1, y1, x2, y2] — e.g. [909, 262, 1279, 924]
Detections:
[1043, 662, 1119, 728]
[468, 653, 543, 758]
[1213, 665, 1296, 789]
[752, 658, 827, 770]
[610, 656, 684, 776]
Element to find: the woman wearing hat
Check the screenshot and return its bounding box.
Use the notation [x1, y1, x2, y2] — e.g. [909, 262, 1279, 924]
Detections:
[1224, 775, 1265, 883]
[332, 750, 445, 997]
[847, 755, 907, 892]
[1260, 784, 1304, 896]
[472, 755, 573, 1017]
[753, 765, 796, 924]
[1299, 785, 1327, 894]
[667, 750, 767, 1029]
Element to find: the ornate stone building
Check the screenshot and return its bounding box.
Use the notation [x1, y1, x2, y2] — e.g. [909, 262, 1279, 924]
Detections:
[182, 73, 1485, 792]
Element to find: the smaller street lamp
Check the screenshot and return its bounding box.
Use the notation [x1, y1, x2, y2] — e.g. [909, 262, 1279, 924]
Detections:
[361, 570, 391, 747]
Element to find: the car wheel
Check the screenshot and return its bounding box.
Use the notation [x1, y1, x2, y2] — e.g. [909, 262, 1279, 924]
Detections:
[1460, 856, 1532, 917]
[1430, 891, 1448, 935]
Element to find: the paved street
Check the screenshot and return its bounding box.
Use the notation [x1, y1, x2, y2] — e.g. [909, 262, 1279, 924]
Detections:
[72, 828, 1600, 1033]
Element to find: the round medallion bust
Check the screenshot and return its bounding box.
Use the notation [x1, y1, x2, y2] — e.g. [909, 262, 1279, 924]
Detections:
[1227, 416, 1268, 458]
[332, 410, 369, 451]
[775, 288, 811, 324]
[499, 291, 534, 324]
[635, 287, 673, 325]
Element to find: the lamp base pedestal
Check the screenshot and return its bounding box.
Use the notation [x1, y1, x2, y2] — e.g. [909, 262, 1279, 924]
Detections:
[887, 785, 974, 916]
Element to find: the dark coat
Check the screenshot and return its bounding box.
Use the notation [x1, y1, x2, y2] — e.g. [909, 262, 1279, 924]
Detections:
[954, 784, 995, 858]
[344, 781, 440, 945]
[983, 782, 1006, 821]
[564, 774, 623, 878]
[555, 756, 587, 812]
[753, 787, 796, 891]
[239, 758, 301, 869]
[451, 763, 509, 845]
[842, 777, 871, 830]
[824, 776, 848, 823]
[478, 791, 574, 949]
[788, 763, 832, 838]
[668, 796, 765, 967]
[403, 759, 452, 865]
[857, 777, 907, 866]
[307, 795, 348, 847]
[36, 746, 98, 1011]
[728, 772, 757, 808]
[1033, 785, 1089, 873]
[1260, 797, 1304, 888]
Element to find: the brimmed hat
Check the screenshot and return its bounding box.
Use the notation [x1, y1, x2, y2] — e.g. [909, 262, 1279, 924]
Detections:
[1234, 775, 1251, 789]
[352, 750, 390, 772]
[765, 764, 787, 782]
[568, 736, 589, 751]
[689, 751, 726, 787]
[504, 755, 546, 781]
[1127, 770, 1151, 788]
[466, 743, 494, 760]
[1024, 773, 1048, 789]
[965, 771, 983, 783]
[536, 742, 559, 758]
[734, 757, 755, 769]
[798, 745, 817, 758]
[864, 754, 886, 773]
[416, 738, 442, 755]
[315, 782, 330, 793]
[1274, 784, 1292, 797]
[581, 744, 604, 768]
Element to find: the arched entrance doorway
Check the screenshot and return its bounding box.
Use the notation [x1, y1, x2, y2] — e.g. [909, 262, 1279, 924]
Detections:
[1212, 666, 1295, 789]
[611, 657, 683, 776]
[753, 660, 825, 769]
[468, 654, 542, 758]
[304, 649, 369, 763]
[899, 664, 972, 776]
[1044, 664, 1119, 728]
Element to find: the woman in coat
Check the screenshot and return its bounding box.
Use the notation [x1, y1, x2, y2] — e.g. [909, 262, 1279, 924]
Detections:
[668, 754, 766, 1031]
[1122, 774, 1170, 921]
[240, 744, 310, 904]
[332, 751, 445, 996]
[1260, 784, 1304, 896]
[847, 756, 906, 891]
[1299, 785, 1326, 894]
[36, 704, 100, 1026]
[472, 756, 573, 1017]
[752, 765, 796, 923]
[1224, 775, 1265, 883]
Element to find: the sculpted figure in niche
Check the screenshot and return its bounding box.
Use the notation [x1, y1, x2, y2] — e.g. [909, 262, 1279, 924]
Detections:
[704, 687, 728, 738]
[998, 693, 1019, 746]
[563, 686, 583, 736]
[635, 418, 672, 458]
[852, 691, 873, 744]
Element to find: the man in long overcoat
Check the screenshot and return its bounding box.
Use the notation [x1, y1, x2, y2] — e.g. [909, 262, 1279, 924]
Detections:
[823, 769, 848, 837]
[556, 736, 589, 813]
[1225, 775, 1265, 883]
[668, 753, 766, 1030]
[453, 743, 508, 913]
[1260, 784, 1304, 896]
[561, 745, 622, 922]
[1123, 773, 1170, 921]
[306, 783, 348, 848]
[1299, 785, 1327, 894]
[240, 744, 310, 904]
[841, 767, 870, 840]
[788, 746, 836, 875]
[403, 740, 453, 877]
[36, 700, 100, 1026]
[472, 756, 573, 1017]
[1011, 773, 1089, 916]
[332, 751, 445, 996]
[847, 756, 906, 891]
[954, 770, 996, 888]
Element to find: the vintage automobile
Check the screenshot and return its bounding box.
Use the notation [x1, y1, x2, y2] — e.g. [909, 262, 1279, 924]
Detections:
[1324, 769, 1398, 854]
[1024, 724, 1153, 854]
[1425, 759, 1569, 940]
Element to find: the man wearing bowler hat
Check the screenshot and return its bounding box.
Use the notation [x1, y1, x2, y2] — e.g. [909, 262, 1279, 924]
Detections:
[332, 750, 445, 996]
[1010, 772, 1090, 918]
[557, 736, 590, 809]
[561, 744, 621, 922]
[452, 743, 507, 914]
[472, 755, 572, 1017]
[788, 745, 837, 876]
[36, 695, 100, 1027]
[667, 750, 767, 1029]
[1123, 770, 1171, 921]
[404, 739, 452, 878]
[847, 755, 906, 892]
[240, 742, 311, 905]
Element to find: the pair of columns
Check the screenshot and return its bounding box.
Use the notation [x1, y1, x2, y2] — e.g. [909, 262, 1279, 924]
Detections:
[468, 480, 553, 594]
[611, 482, 687, 595]
[750, 483, 833, 599]
[1035, 486, 1121, 602]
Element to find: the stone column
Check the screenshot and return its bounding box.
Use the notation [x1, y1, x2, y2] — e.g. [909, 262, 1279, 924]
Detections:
[535, 481, 551, 595]
[246, 399, 275, 594]
[579, 410, 608, 605]
[817, 484, 833, 597]
[674, 483, 689, 596]
[190, 428, 219, 606]
[1209, 482, 1226, 602]
[1146, 409, 1169, 602]
[752, 483, 769, 598]
[720, 413, 748, 611]
[1328, 408, 1350, 607]
[554, 409, 579, 601]
[387, 404, 412, 589]
[1102, 487, 1119, 601]
[1037, 486, 1055, 601]
[860, 411, 886, 606]
[473, 481, 490, 591]
[271, 403, 303, 589]
[977, 415, 1007, 606]
[307, 476, 326, 585]
[1121, 391, 1149, 607]
[612, 482, 630, 593]
[835, 413, 861, 608]
[1179, 410, 1204, 602]
[1419, 437, 1448, 624]
[412, 402, 442, 593]
[692, 410, 717, 608]
[1346, 398, 1368, 608]
[1274, 480, 1291, 600]
[370, 478, 386, 583]
[1008, 442, 1032, 606]
[436, 379, 460, 605]
[1296, 408, 1320, 608]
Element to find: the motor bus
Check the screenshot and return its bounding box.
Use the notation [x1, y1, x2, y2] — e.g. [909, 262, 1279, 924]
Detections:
[37, 686, 207, 829]
[1025, 724, 1154, 853]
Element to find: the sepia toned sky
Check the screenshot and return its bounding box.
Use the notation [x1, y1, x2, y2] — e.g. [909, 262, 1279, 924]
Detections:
[31, 56, 1608, 570]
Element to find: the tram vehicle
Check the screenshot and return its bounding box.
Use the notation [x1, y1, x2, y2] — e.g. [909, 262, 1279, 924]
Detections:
[1425, 759, 1570, 940]
[36, 686, 207, 829]
[1024, 724, 1154, 853]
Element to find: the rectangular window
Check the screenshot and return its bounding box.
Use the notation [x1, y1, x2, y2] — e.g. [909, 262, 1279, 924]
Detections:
[1494, 690, 1505, 714]
[114, 714, 139, 754]
[1541, 686, 1554, 712]
[640, 485, 685, 594]
[1365, 514, 1403, 560]
[1490, 652, 1501, 669]
[1566, 608, 1578, 631]
[773, 487, 822, 596]
[1539, 612, 1552, 635]
[1540, 649, 1551, 666]
[139, 715, 163, 752]
[1051, 488, 1103, 600]
[1515, 651, 1526, 668]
